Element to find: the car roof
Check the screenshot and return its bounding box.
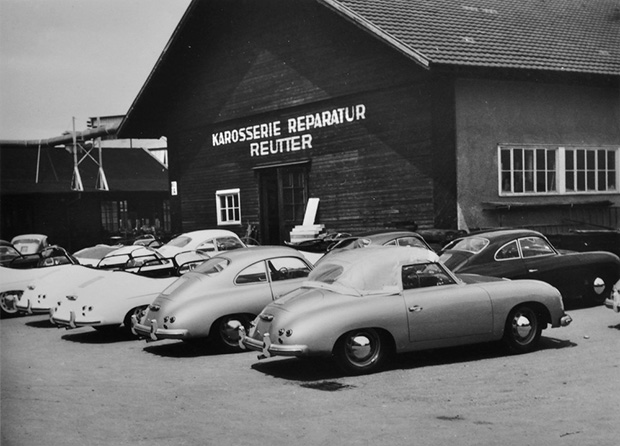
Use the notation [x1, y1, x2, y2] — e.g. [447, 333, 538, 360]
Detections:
[214, 245, 309, 263]
[11, 234, 47, 242]
[458, 229, 545, 244]
[178, 229, 241, 240]
[309, 246, 440, 294]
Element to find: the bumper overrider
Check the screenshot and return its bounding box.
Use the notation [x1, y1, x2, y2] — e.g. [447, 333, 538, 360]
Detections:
[16, 298, 49, 315]
[239, 327, 307, 359]
[130, 315, 188, 342]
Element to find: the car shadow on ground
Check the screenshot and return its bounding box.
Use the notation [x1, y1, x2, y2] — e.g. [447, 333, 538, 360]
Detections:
[250, 337, 578, 383]
[25, 317, 56, 329]
[61, 328, 139, 344]
[142, 341, 222, 358]
[609, 322, 620, 330]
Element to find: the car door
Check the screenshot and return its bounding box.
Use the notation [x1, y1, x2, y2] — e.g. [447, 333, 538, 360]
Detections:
[518, 236, 581, 294]
[403, 263, 493, 343]
[480, 239, 529, 279]
[266, 256, 312, 300]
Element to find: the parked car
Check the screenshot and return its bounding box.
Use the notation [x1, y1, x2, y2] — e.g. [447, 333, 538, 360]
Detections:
[285, 232, 352, 263]
[439, 229, 620, 306]
[241, 246, 572, 375]
[72, 244, 121, 266]
[132, 246, 313, 352]
[49, 251, 210, 333]
[11, 234, 49, 254]
[604, 279, 620, 313]
[316, 230, 434, 264]
[156, 229, 246, 258]
[16, 245, 177, 316]
[0, 246, 79, 317]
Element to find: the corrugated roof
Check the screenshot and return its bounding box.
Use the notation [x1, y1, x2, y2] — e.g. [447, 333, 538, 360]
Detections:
[322, 0, 620, 74]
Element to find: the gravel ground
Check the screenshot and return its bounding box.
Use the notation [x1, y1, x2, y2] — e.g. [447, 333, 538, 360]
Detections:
[1, 305, 619, 446]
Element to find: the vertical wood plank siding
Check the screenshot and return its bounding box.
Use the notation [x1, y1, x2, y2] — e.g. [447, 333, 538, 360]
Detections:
[162, 0, 455, 237]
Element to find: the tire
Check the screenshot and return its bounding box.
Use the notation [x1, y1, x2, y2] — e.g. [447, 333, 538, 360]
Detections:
[503, 305, 542, 354]
[334, 328, 389, 375]
[0, 291, 21, 318]
[211, 315, 250, 353]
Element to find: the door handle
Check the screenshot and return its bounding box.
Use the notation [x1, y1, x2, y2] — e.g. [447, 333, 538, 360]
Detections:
[528, 269, 538, 273]
[408, 305, 423, 312]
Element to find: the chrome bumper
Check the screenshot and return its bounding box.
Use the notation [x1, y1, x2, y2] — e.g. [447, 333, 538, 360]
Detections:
[50, 309, 100, 329]
[560, 313, 572, 327]
[131, 315, 188, 341]
[239, 328, 306, 359]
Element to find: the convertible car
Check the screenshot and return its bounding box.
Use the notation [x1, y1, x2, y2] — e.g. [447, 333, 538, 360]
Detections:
[15, 245, 174, 316]
[439, 229, 620, 306]
[49, 251, 210, 333]
[0, 246, 79, 317]
[132, 246, 313, 352]
[241, 246, 572, 375]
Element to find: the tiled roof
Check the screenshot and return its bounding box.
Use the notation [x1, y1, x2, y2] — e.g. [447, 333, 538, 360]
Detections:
[0, 147, 168, 194]
[322, 0, 620, 74]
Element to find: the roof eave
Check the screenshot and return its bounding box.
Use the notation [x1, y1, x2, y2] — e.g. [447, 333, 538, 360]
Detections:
[117, 0, 200, 139]
[317, 0, 431, 70]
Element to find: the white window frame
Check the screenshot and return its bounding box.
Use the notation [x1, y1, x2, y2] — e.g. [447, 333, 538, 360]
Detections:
[215, 188, 241, 225]
[498, 145, 619, 196]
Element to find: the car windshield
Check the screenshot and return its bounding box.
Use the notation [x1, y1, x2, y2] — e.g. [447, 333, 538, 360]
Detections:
[307, 258, 401, 295]
[448, 237, 489, 254]
[194, 257, 230, 276]
[165, 235, 192, 248]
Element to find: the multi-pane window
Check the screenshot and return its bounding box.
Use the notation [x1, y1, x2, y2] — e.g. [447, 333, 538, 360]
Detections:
[100, 200, 127, 232]
[216, 188, 241, 225]
[565, 148, 617, 192]
[500, 147, 556, 194]
[281, 170, 307, 223]
[499, 146, 618, 195]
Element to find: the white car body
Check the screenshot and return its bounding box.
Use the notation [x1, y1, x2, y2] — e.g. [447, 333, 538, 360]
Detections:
[0, 265, 68, 315]
[50, 271, 179, 331]
[157, 229, 245, 258]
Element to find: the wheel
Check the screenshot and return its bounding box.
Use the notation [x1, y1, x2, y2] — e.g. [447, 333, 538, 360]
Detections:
[0, 291, 21, 318]
[503, 305, 542, 354]
[123, 305, 148, 334]
[334, 328, 389, 375]
[585, 275, 609, 306]
[211, 315, 250, 353]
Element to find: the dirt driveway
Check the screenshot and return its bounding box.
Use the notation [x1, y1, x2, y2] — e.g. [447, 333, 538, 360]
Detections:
[1, 306, 619, 446]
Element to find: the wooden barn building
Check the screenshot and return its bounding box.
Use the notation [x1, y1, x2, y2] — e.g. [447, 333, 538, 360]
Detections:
[118, 0, 620, 245]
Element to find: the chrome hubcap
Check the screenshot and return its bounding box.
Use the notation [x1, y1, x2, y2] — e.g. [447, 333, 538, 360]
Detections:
[511, 309, 536, 344]
[593, 277, 605, 295]
[221, 319, 242, 345]
[349, 335, 372, 361]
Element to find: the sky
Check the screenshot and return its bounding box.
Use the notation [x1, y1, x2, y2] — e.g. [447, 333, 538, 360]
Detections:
[0, 0, 192, 140]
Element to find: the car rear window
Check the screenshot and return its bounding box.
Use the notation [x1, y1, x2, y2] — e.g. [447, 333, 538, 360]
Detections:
[449, 237, 489, 254]
[165, 236, 192, 248]
[308, 262, 344, 284]
[194, 257, 229, 275]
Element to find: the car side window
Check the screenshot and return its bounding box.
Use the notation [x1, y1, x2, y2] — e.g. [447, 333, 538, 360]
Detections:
[519, 236, 555, 258]
[495, 240, 520, 261]
[402, 263, 455, 290]
[268, 257, 311, 282]
[235, 262, 268, 284]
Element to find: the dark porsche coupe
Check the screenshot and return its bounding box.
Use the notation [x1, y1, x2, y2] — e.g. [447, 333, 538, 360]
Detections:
[439, 229, 620, 306]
